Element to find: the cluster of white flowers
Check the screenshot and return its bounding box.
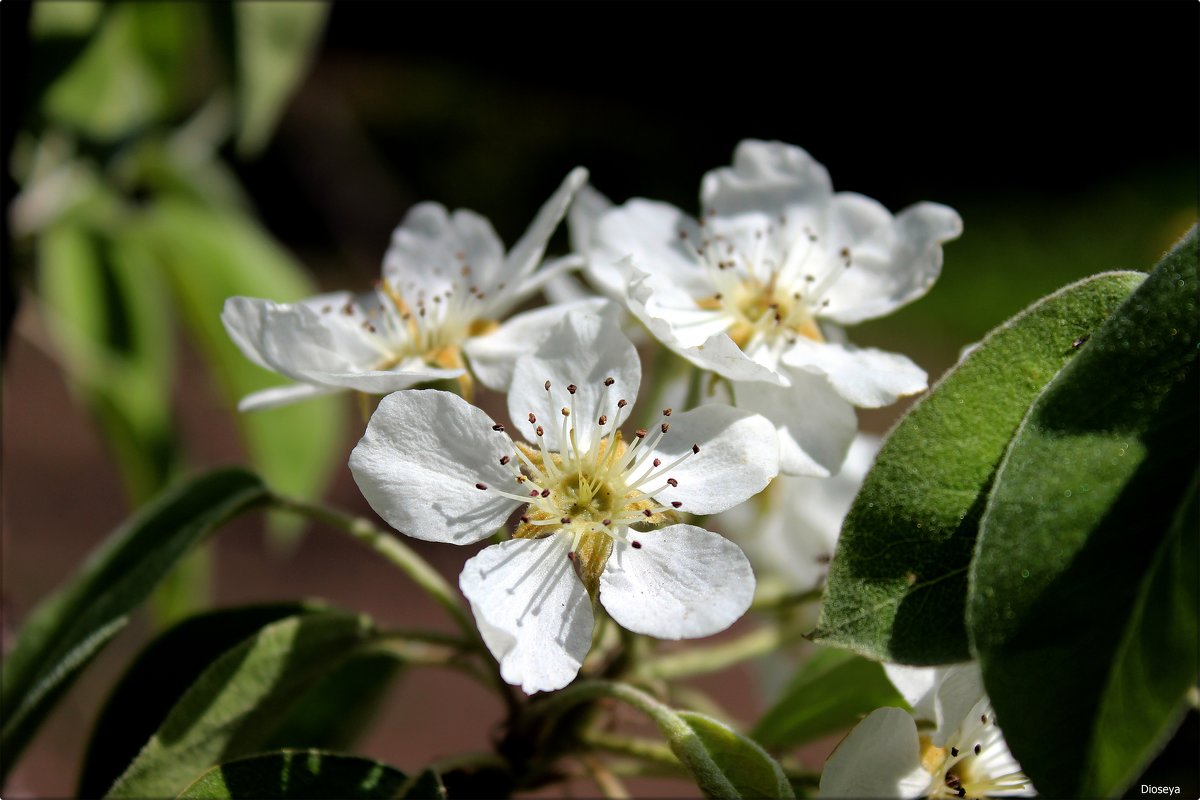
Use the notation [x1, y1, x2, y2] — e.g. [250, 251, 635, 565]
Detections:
[221, 141, 1026, 788]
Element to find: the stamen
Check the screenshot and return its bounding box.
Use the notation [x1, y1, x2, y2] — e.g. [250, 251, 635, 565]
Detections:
[492, 424, 505, 432]
[475, 483, 487, 490]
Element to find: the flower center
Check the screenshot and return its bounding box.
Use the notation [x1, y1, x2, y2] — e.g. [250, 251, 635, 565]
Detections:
[919, 712, 1032, 799]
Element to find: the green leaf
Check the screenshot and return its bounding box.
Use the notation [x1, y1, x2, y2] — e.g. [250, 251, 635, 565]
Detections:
[813, 270, 1146, 664]
[38, 221, 180, 503]
[669, 711, 794, 799]
[78, 603, 316, 798]
[969, 230, 1199, 798]
[107, 612, 381, 798]
[396, 768, 448, 800]
[752, 648, 905, 749]
[177, 750, 407, 799]
[0, 469, 267, 780]
[233, 2, 328, 156]
[142, 199, 345, 542]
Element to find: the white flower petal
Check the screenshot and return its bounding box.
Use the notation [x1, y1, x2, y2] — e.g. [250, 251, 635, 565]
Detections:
[503, 167, 588, 286]
[587, 199, 710, 298]
[599, 524, 754, 639]
[700, 139, 833, 218]
[493, 252, 584, 316]
[303, 363, 462, 393]
[931, 663, 987, 747]
[349, 390, 518, 545]
[818, 707, 929, 799]
[783, 338, 927, 408]
[237, 382, 342, 412]
[508, 313, 641, 451]
[821, 198, 962, 325]
[459, 536, 593, 694]
[463, 297, 619, 392]
[883, 663, 941, 722]
[639, 405, 779, 515]
[567, 183, 614, 257]
[383, 203, 505, 296]
[732, 370, 857, 477]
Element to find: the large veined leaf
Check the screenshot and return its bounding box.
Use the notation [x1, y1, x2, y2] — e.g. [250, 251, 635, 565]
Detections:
[969, 230, 1199, 798]
[813, 271, 1145, 664]
[178, 750, 407, 799]
[752, 648, 905, 749]
[141, 199, 344, 541]
[232, 2, 329, 156]
[106, 612, 382, 798]
[0, 469, 268, 780]
[78, 603, 316, 798]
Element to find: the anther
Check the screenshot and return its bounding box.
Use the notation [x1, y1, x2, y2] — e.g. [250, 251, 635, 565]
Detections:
[540, 488, 551, 498]
[475, 483, 488, 490]
[631, 541, 643, 549]
[520, 515, 530, 523]
[561, 408, 570, 417]
[604, 376, 615, 386]
[662, 408, 672, 416]
[492, 424, 505, 432]
[499, 455, 510, 465]
[653, 458, 661, 467]
[661, 423, 670, 433]
[617, 399, 628, 408]
[536, 425, 544, 436]
[671, 501, 682, 508]
[636, 428, 648, 439]
[561, 517, 571, 524]
[974, 744, 982, 755]
[692, 443, 700, 454]
[602, 518, 612, 526]
[545, 380, 552, 390]
[528, 413, 537, 423]
[951, 748, 959, 757]
[981, 714, 988, 724]
[529, 490, 539, 497]
[667, 478, 678, 487]
[567, 551, 575, 561]
[598, 415, 608, 425]
[567, 384, 577, 394]
[643, 509, 653, 517]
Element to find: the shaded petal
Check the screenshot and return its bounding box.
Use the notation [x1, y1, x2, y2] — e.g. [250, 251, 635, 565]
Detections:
[701, 139, 833, 218]
[883, 663, 941, 723]
[818, 707, 930, 798]
[636, 404, 779, 515]
[600, 524, 754, 639]
[587, 199, 710, 298]
[508, 312, 640, 452]
[349, 390, 518, 545]
[491, 253, 584, 317]
[383, 203, 505, 297]
[567, 183, 614, 257]
[821, 197, 962, 325]
[460, 536, 593, 694]
[782, 338, 927, 408]
[931, 664, 986, 747]
[504, 167, 589, 285]
[303, 362, 462, 393]
[238, 382, 342, 412]
[732, 369, 857, 477]
[464, 297, 620, 392]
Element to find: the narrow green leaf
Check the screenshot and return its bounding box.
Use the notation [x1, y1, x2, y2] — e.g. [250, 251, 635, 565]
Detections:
[813, 270, 1145, 664]
[752, 648, 905, 749]
[0, 469, 268, 780]
[107, 612, 379, 798]
[674, 712, 794, 799]
[396, 768, 447, 800]
[142, 200, 344, 541]
[970, 229, 1199, 798]
[177, 750, 407, 799]
[233, 2, 328, 156]
[78, 603, 317, 798]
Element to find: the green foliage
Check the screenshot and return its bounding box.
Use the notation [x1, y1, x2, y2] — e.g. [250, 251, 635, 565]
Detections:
[0, 469, 268, 781]
[106, 611, 383, 798]
[78, 603, 316, 797]
[667, 711, 794, 799]
[233, 2, 330, 156]
[396, 768, 448, 800]
[814, 270, 1145, 663]
[752, 648, 905, 749]
[969, 230, 1199, 797]
[177, 750, 408, 799]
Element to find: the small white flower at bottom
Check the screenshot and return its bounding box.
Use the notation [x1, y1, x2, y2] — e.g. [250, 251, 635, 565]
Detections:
[349, 312, 779, 693]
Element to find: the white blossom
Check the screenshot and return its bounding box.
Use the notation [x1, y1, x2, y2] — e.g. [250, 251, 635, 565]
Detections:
[576, 140, 961, 475]
[223, 168, 610, 409]
[349, 313, 778, 693]
[820, 663, 1034, 799]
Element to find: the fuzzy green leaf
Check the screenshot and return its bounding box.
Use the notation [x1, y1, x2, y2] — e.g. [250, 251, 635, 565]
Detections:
[0, 469, 268, 780]
[813, 270, 1145, 664]
[177, 750, 407, 799]
[752, 648, 905, 749]
[107, 612, 381, 798]
[970, 229, 1199, 798]
[672, 711, 794, 799]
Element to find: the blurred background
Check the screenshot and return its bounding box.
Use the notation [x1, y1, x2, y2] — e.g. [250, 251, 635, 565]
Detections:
[3, 2, 1196, 796]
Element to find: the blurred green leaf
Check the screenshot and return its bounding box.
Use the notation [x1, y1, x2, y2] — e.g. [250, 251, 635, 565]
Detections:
[970, 230, 1199, 798]
[396, 768, 447, 800]
[752, 648, 905, 749]
[31, 0, 103, 38]
[38, 220, 179, 502]
[813, 271, 1145, 664]
[0, 469, 268, 780]
[670, 711, 794, 799]
[142, 199, 345, 541]
[78, 603, 317, 798]
[233, 2, 329, 156]
[107, 611, 381, 799]
[177, 750, 408, 799]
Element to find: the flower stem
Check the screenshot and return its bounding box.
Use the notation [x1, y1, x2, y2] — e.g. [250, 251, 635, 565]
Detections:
[637, 623, 805, 681]
[579, 753, 632, 799]
[580, 730, 682, 772]
[750, 585, 825, 612]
